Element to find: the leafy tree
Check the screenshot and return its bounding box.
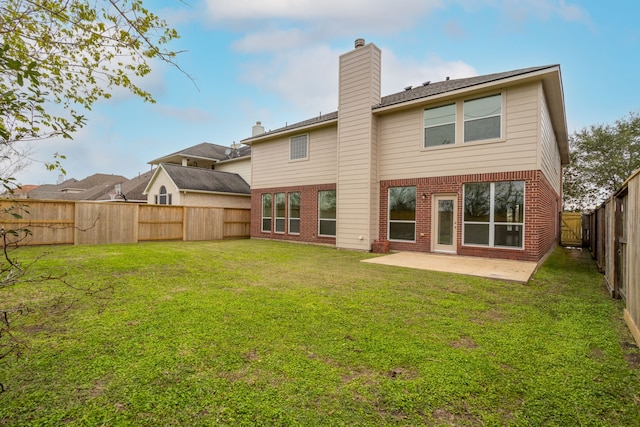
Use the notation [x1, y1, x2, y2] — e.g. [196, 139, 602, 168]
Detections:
[0, 0, 184, 185]
[0, 0, 183, 392]
[563, 112, 640, 210]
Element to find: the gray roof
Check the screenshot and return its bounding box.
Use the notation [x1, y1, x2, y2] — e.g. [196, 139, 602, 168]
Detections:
[28, 173, 128, 201]
[149, 142, 251, 164]
[97, 169, 155, 202]
[161, 163, 250, 195]
[376, 65, 557, 109]
[242, 65, 558, 142]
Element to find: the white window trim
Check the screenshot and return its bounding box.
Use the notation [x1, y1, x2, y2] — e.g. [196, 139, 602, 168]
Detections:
[462, 181, 525, 250]
[318, 190, 336, 237]
[261, 193, 272, 233]
[462, 93, 504, 144]
[387, 186, 417, 243]
[420, 91, 506, 151]
[288, 192, 300, 235]
[274, 192, 285, 234]
[290, 134, 309, 161]
[423, 103, 456, 149]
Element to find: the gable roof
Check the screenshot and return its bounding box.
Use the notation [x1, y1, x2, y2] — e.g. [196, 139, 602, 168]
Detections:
[146, 163, 250, 195]
[148, 142, 251, 165]
[241, 64, 568, 164]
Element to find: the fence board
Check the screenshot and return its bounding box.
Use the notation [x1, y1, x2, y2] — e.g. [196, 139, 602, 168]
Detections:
[75, 202, 138, 245]
[0, 199, 250, 245]
[0, 199, 75, 245]
[138, 205, 184, 241]
[224, 208, 251, 239]
[185, 207, 224, 241]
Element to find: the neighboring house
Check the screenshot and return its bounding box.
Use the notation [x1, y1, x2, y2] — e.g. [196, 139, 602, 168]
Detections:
[242, 39, 569, 262]
[27, 173, 129, 201]
[143, 142, 252, 208]
[0, 184, 39, 199]
[144, 163, 251, 208]
[96, 169, 156, 203]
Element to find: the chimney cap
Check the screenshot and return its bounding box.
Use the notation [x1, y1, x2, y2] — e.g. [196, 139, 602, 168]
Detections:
[354, 38, 365, 48]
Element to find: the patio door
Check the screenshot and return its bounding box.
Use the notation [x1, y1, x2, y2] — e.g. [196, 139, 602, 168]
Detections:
[433, 195, 457, 253]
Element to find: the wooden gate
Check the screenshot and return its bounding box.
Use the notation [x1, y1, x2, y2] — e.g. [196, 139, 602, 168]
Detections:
[561, 212, 582, 246]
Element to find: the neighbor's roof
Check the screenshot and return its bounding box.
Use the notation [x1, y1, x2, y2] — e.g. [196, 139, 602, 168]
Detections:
[157, 163, 250, 195]
[96, 169, 156, 202]
[148, 142, 251, 165]
[241, 65, 561, 144]
[28, 173, 128, 201]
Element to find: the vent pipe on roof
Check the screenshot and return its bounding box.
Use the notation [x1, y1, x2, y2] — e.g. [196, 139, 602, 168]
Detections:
[252, 121, 265, 136]
[404, 86, 412, 91]
[446, 76, 450, 81]
[354, 38, 365, 48]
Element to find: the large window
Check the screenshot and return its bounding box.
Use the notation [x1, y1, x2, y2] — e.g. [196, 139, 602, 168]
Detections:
[288, 192, 300, 235]
[274, 193, 285, 233]
[261, 193, 272, 232]
[424, 103, 456, 147]
[464, 94, 501, 142]
[463, 181, 524, 248]
[290, 134, 308, 160]
[388, 186, 416, 241]
[318, 190, 336, 237]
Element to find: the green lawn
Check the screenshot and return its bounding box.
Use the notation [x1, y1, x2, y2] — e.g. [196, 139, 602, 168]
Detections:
[1, 240, 639, 426]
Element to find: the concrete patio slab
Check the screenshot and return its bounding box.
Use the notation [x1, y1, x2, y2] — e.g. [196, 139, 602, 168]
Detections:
[362, 252, 538, 283]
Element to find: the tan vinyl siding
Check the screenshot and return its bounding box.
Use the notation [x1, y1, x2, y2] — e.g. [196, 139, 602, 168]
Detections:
[181, 193, 250, 209]
[215, 157, 252, 186]
[378, 84, 541, 180]
[539, 87, 562, 194]
[250, 125, 337, 189]
[336, 43, 381, 250]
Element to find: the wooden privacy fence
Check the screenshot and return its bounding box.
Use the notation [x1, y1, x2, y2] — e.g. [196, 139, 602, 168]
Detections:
[560, 212, 582, 246]
[0, 199, 250, 245]
[583, 169, 640, 348]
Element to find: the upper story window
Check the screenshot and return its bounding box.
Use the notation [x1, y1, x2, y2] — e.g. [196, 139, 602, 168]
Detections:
[424, 104, 456, 148]
[290, 134, 308, 160]
[464, 94, 502, 143]
[158, 185, 172, 205]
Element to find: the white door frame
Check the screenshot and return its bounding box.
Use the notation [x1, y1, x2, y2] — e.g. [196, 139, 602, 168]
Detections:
[432, 194, 458, 253]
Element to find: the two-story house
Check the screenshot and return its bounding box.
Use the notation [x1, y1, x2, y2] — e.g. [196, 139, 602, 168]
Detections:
[243, 39, 568, 262]
[143, 142, 252, 208]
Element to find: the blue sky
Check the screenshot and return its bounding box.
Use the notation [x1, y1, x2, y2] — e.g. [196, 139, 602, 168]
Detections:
[15, 0, 640, 185]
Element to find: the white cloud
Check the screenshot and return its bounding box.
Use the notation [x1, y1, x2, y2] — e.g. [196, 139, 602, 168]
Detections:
[205, 0, 443, 28]
[238, 42, 477, 126]
[381, 49, 478, 94]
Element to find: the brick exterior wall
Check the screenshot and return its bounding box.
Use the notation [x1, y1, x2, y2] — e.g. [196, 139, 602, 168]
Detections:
[251, 183, 336, 246]
[251, 170, 560, 262]
[380, 170, 560, 262]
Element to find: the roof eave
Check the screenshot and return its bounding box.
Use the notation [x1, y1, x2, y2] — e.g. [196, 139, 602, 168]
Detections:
[242, 117, 338, 145]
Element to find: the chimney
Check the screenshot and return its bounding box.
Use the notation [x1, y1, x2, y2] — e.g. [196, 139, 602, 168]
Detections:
[252, 121, 265, 136]
[354, 38, 365, 49]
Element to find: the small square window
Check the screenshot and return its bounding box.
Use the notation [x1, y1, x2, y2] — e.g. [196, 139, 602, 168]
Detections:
[290, 135, 308, 160]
